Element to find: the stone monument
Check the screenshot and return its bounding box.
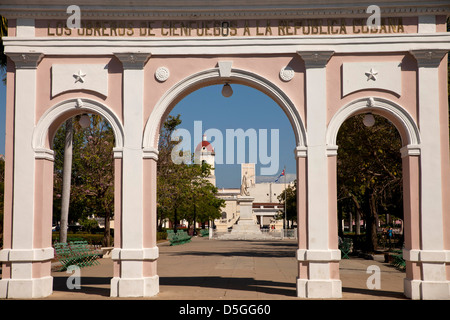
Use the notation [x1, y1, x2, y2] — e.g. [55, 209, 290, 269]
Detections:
[218, 169, 271, 239]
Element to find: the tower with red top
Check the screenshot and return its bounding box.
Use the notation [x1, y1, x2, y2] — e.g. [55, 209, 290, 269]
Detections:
[195, 135, 216, 186]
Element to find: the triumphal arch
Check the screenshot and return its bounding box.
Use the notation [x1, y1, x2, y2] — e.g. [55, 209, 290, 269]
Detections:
[1, 1, 450, 299]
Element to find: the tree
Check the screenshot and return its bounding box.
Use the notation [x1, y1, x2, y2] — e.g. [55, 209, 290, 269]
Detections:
[177, 162, 225, 233]
[277, 180, 297, 228]
[59, 118, 73, 243]
[53, 116, 86, 226]
[71, 115, 115, 246]
[53, 115, 115, 246]
[156, 114, 183, 231]
[337, 114, 402, 252]
[156, 115, 224, 232]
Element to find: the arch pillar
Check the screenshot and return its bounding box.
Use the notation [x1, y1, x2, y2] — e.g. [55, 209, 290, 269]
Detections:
[0, 52, 54, 298]
[400, 146, 422, 299]
[110, 52, 159, 297]
[296, 51, 342, 298]
[405, 50, 450, 300]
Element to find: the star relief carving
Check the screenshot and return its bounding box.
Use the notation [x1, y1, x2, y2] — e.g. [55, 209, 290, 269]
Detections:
[365, 68, 378, 81]
[73, 70, 86, 83]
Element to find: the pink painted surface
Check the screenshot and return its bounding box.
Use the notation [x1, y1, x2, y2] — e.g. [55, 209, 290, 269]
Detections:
[33, 159, 54, 249]
[328, 156, 338, 250]
[32, 261, 51, 278]
[326, 53, 418, 130]
[402, 156, 421, 252]
[35, 56, 123, 140]
[2, 58, 15, 251]
[143, 54, 305, 148]
[296, 157, 307, 250]
[7, 19, 16, 37]
[114, 158, 122, 251]
[143, 158, 157, 249]
[438, 55, 450, 250]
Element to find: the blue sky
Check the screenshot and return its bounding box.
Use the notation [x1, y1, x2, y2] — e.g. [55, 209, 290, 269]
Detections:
[170, 84, 296, 188]
[0, 82, 297, 188]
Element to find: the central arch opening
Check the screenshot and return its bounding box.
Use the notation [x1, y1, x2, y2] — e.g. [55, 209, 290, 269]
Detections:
[155, 82, 300, 299]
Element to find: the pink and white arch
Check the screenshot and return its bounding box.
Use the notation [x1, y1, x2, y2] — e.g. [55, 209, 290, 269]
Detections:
[1, 0, 449, 300]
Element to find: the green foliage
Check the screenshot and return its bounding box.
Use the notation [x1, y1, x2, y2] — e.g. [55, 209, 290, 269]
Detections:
[337, 114, 402, 252]
[277, 180, 297, 225]
[157, 231, 167, 241]
[53, 115, 115, 245]
[157, 115, 225, 231]
[78, 217, 99, 234]
[52, 232, 109, 246]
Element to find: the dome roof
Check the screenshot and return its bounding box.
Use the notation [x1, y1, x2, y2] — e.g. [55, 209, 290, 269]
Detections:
[195, 135, 215, 153]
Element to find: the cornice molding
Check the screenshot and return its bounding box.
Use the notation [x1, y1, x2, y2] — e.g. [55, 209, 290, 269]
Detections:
[1, 1, 449, 20]
[6, 33, 450, 57]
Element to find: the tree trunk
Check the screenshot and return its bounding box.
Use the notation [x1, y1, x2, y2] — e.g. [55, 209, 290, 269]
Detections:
[338, 206, 343, 238]
[104, 210, 111, 247]
[349, 212, 353, 233]
[364, 190, 379, 253]
[59, 118, 73, 243]
[350, 193, 362, 235]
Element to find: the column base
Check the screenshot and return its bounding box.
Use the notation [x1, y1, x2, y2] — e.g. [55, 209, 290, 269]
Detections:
[0, 276, 53, 299]
[296, 278, 342, 298]
[404, 279, 450, 300]
[110, 275, 159, 297]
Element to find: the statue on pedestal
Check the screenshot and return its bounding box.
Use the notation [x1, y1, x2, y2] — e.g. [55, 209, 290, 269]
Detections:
[240, 171, 250, 196]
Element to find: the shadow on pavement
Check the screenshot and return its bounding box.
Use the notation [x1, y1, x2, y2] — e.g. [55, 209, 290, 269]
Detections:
[160, 276, 297, 297]
[342, 286, 406, 299]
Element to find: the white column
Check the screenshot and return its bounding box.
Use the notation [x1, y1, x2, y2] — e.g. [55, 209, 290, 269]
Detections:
[0, 52, 53, 299]
[296, 51, 341, 298]
[408, 49, 450, 300]
[111, 52, 159, 297]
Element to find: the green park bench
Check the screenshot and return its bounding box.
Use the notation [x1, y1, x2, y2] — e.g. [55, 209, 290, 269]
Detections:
[167, 230, 192, 246]
[339, 238, 352, 259]
[54, 240, 101, 271]
[199, 229, 209, 237]
[391, 250, 406, 271]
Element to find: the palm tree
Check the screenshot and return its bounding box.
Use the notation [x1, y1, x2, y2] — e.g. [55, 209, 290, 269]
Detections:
[59, 118, 73, 243]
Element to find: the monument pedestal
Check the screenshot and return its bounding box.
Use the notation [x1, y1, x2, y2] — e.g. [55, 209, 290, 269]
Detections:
[231, 196, 260, 234]
[217, 196, 273, 240]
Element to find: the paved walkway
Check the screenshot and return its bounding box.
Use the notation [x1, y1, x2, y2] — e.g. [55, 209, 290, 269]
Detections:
[44, 237, 407, 300]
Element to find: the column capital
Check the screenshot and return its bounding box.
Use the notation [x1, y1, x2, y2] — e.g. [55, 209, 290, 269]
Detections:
[34, 147, 55, 161]
[143, 147, 159, 161]
[400, 144, 421, 158]
[8, 52, 43, 69]
[294, 145, 307, 158]
[409, 49, 448, 68]
[326, 145, 339, 157]
[114, 52, 151, 69]
[297, 51, 334, 68]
